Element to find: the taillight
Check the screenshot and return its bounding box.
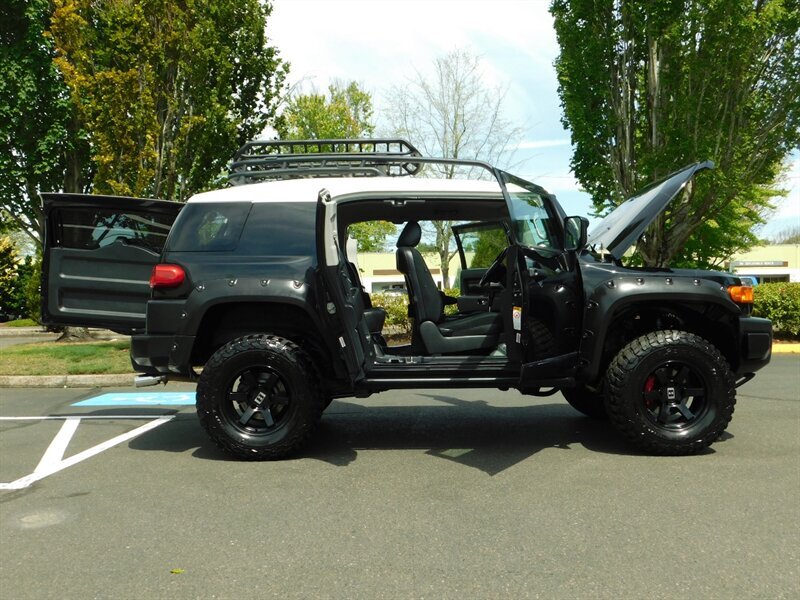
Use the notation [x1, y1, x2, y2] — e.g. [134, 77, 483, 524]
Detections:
[728, 285, 754, 304]
[150, 264, 185, 288]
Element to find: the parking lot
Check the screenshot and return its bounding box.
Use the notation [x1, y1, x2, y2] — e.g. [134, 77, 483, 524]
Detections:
[1, 356, 798, 599]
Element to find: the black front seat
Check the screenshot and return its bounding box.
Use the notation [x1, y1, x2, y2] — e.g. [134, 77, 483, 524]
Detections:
[395, 221, 502, 354]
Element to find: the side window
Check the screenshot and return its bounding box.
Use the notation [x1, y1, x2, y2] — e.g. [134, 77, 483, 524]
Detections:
[55, 207, 173, 252]
[167, 202, 251, 252]
[456, 223, 509, 269]
[237, 203, 316, 257]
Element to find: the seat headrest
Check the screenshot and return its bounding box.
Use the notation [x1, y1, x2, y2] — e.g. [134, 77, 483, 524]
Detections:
[396, 221, 422, 247]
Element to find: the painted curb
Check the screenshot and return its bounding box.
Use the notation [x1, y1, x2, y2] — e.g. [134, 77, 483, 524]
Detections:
[0, 328, 56, 338]
[772, 344, 800, 354]
[0, 327, 118, 338]
[0, 373, 134, 388]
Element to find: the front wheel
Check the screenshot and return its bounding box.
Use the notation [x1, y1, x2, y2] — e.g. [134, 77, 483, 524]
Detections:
[604, 330, 736, 455]
[196, 334, 324, 460]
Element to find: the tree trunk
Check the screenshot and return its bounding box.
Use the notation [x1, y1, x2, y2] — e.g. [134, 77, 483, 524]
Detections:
[56, 326, 92, 342]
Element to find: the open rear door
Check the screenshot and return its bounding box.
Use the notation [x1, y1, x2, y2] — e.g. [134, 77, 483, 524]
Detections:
[42, 193, 182, 334]
[315, 189, 369, 382]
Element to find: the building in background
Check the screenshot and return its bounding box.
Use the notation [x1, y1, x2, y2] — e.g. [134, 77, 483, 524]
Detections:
[728, 244, 800, 283]
[356, 252, 465, 292]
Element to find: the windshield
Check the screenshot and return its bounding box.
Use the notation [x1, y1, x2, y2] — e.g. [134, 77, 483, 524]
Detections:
[499, 172, 562, 250]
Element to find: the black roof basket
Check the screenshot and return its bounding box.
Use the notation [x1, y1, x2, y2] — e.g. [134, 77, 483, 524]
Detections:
[228, 138, 424, 185]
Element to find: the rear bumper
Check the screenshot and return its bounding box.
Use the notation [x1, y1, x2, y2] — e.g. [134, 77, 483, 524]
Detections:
[130, 334, 195, 377]
[736, 316, 772, 375]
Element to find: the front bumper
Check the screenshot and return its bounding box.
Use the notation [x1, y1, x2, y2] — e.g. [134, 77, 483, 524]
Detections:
[130, 334, 195, 377]
[736, 316, 772, 375]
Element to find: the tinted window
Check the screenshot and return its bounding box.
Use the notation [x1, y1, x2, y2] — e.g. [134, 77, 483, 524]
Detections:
[167, 202, 251, 252]
[237, 203, 316, 256]
[55, 207, 173, 252]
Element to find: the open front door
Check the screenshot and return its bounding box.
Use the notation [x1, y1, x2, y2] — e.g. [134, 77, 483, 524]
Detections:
[42, 193, 182, 334]
[315, 189, 369, 382]
[496, 172, 582, 365]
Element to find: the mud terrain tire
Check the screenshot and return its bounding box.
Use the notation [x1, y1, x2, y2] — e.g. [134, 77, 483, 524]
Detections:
[196, 334, 323, 460]
[605, 330, 736, 455]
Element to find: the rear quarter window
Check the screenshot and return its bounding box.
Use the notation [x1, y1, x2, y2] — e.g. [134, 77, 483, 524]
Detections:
[237, 203, 316, 256]
[166, 202, 251, 251]
[165, 201, 316, 257]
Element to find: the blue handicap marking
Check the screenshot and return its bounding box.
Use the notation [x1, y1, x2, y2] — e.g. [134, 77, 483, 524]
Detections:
[73, 392, 196, 407]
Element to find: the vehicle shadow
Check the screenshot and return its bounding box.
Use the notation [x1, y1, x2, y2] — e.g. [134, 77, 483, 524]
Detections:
[126, 393, 722, 475]
[302, 396, 635, 475]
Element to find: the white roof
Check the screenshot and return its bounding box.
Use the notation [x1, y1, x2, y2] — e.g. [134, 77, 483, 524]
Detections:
[187, 177, 512, 204]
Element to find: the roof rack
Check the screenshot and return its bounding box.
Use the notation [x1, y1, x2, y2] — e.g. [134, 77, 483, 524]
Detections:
[228, 138, 424, 185]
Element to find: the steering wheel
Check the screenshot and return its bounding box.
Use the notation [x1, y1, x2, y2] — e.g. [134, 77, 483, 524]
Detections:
[478, 248, 508, 288]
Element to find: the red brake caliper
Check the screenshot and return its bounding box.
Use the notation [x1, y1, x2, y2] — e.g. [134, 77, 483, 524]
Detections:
[644, 375, 657, 408]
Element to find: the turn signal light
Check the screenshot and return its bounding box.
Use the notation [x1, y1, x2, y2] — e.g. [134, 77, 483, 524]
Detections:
[728, 285, 754, 304]
[150, 264, 185, 288]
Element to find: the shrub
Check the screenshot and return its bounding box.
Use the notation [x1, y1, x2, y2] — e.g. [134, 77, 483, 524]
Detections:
[0, 238, 34, 320]
[22, 255, 42, 323]
[753, 282, 800, 339]
[370, 292, 411, 336]
[443, 287, 461, 316]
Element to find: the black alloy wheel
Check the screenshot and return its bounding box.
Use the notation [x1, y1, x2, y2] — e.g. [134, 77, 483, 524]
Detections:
[196, 334, 323, 460]
[605, 330, 736, 455]
[223, 367, 293, 435]
[640, 361, 710, 431]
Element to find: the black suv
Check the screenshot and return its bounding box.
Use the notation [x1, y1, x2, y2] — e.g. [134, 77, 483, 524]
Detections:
[41, 139, 772, 459]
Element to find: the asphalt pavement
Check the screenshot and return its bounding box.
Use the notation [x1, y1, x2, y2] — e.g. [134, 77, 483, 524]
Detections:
[0, 356, 798, 599]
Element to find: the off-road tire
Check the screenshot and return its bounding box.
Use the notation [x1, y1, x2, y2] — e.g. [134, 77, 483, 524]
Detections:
[562, 386, 608, 419]
[605, 330, 736, 455]
[528, 318, 555, 360]
[196, 334, 324, 460]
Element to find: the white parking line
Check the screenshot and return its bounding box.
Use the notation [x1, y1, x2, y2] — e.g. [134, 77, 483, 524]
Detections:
[0, 415, 174, 490]
[0, 415, 171, 420]
[34, 418, 80, 474]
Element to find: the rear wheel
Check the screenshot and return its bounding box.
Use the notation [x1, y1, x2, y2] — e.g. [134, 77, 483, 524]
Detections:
[605, 330, 736, 455]
[196, 334, 323, 460]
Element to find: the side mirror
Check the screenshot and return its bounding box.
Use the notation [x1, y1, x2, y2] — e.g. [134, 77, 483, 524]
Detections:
[564, 216, 589, 252]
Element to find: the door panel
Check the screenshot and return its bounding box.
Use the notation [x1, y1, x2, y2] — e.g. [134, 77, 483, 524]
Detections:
[42, 194, 182, 333]
[459, 268, 487, 295]
[316, 190, 368, 382]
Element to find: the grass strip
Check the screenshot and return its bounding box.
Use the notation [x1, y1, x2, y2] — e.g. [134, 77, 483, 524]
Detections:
[1, 318, 39, 328]
[0, 339, 132, 376]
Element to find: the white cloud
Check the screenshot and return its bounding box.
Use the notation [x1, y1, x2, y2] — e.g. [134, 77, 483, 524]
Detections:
[269, 0, 559, 99]
[530, 173, 583, 194]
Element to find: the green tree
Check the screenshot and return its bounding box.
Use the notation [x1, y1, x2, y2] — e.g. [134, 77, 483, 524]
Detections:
[278, 80, 393, 250]
[551, 0, 800, 268]
[276, 80, 375, 140]
[0, 237, 34, 319]
[347, 221, 396, 252]
[385, 49, 522, 285]
[0, 0, 91, 246]
[471, 228, 508, 268]
[49, 0, 288, 200]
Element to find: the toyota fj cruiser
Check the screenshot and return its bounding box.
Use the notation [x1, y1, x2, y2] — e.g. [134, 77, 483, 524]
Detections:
[41, 139, 773, 459]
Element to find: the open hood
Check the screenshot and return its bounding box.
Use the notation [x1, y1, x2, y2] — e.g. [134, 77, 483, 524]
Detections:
[586, 161, 714, 260]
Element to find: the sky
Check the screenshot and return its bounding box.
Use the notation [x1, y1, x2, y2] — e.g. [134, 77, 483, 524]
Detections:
[268, 0, 799, 237]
